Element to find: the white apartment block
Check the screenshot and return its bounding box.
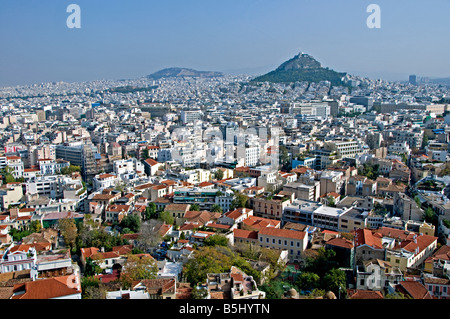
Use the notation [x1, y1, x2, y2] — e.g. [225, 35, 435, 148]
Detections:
[92, 173, 120, 191]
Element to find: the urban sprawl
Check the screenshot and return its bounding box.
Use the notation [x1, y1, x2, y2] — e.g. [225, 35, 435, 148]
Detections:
[0, 71, 450, 300]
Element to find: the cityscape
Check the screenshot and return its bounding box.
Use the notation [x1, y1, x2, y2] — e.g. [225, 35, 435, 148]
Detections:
[0, 1, 449, 307]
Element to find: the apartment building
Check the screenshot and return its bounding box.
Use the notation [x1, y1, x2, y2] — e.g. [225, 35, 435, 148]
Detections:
[356, 259, 403, 291]
[6, 156, 24, 179]
[172, 188, 234, 212]
[250, 193, 293, 220]
[283, 180, 320, 202]
[257, 227, 308, 262]
[324, 139, 363, 158]
[92, 173, 120, 191]
[0, 183, 23, 210]
[319, 170, 345, 196]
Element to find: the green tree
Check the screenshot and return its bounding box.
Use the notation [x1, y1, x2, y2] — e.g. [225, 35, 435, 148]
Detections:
[159, 211, 174, 225]
[81, 276, 101, 299]
[414, 196, 421, 207]
[423, 207, 438, 225]
[145, 202, 157, 220]
[119, 214, 141, 233]
[203, 234, 229, 247]
[304, 247, 337, 277]
[76, 225, 127, 253]
[327, 197, 336, 207]
[84, 257, 102, 276]
[60, 164, 81, 175]
[321, 268, 346, 298]
[29, 220, 42, 233]
[120, 254, 158, 288]
[259, 279, 291, 299]
[190, 204, 200, 211]
[295, 272, 321, 292]
[142, 149, 150, 160]
[385, 292, 411, 299]
[210, 204, 223, 213]
[422, 135, 429, 149]
[4, 174, 15, 184]
[214, 169, 224, 180]
[9, 228, 31, 242]
[183, 246, 235, 286]
[57, 218, 78, 252]
[191, 287, 208, 299]
[231, 193, 249, 209]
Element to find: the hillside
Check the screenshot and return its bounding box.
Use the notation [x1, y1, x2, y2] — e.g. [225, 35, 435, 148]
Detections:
[251, 52, 348, 86]
[147, 67, 223, 80]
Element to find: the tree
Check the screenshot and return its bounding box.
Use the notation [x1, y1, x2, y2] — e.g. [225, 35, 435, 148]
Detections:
[423, 207, 438, 225]
[29, 220, 42, 233]
[159, 211, 174, 225]
[81, 276, 108, 299]
[210, 204, 223, 213]
[259, 279, 291, 299]
[321, 268, 346, 298]
[414, 196, 422, 207]
[295, 272, 321, 292]
[142, 149, 150, 160]
[385, 292, 412, 299]
[58, 218, 78, 252]
[183, 246, 235, 286]
[120, 254, 158, 288]
[214, 169, 224, 180]
[190, 204, 200, 211]
[327, 197, 336, 207]
[119, 214, 141, 233]
[60, 164, 81, 175]
[231, 193, 249, 209]
[279, 146, 290, 170]
[191, 286, 208, 299]
[84, 257, 102, 276]
[422, 135, 429, 149]
[76, 225, 127, 252]
[145, 202, 157, 220]
[4, 174, 15, 184]
[136, 220, 163, 252]
[203, 234, 229, 247]
[304, 247, 337, 277]
[9, 228, 31, 242]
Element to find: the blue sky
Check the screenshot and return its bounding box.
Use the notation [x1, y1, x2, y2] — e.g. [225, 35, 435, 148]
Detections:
[1, 0, 449, 86]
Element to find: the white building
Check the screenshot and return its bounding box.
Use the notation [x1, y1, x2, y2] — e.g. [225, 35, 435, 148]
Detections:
[0, 244, 37, 275]
[92, 173, 121, 191]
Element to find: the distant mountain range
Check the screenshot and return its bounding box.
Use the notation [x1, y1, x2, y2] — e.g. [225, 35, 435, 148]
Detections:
[147, 67, 223, 80]
[251, 52, 349, 86]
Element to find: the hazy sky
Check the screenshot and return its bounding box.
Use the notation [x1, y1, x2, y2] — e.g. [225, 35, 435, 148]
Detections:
[1, 0, 449, 86]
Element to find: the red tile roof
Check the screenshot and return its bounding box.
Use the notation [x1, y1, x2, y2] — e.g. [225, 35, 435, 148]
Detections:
[396, 281, 432, 299]
[326, 237, 354, 249]
[259, 227, 306, 240]
[12, 275, 81, 299]
[233, 229, 258, 240]
[354, 228, 383, 249]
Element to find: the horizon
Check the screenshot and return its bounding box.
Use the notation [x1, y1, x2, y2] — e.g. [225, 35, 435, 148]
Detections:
[1, 0, 450, 87]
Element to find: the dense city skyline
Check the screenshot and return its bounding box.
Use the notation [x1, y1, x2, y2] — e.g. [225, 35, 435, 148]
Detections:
[1, 0, 450, 86]
[1, 1, 450, 304]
